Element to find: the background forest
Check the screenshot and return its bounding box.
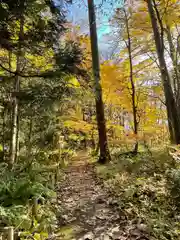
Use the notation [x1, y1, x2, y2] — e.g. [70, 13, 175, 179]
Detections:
[0, 0, 180, 239]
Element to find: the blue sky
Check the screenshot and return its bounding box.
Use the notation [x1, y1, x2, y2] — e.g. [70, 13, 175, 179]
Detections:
[67, 0, 123, 53]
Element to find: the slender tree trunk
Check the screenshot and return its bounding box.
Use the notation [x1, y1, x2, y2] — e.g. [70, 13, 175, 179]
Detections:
[10, 77, 20, 167]
[91, 128, 95, 149]
[165, 24, 180, 98]
[87, 0, 111, 163]
[15, 108, 20, 162]
[8, 52, 12, 158]
[1, 101, 5, 162]
[10, 7, 24, 167]
[147, 0, 180, 144]
[124, 9, 139, 154]
[27, 115, 33, 157]
[168, 118, 175, 144]
[165, 24, 180, 109]
[7, 227, 14, 240]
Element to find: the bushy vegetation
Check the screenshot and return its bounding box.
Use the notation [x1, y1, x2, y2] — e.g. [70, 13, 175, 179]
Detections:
[96, 150, 180, 239]
[0, 161, 56, 238]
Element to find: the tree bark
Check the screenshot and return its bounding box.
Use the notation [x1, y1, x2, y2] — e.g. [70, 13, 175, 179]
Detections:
[165, 25, 180, 141]
[10, 5, 24, 167]
[15, 108, 20, 162]
[87, 0, 111, 163]
[10, 76, 20, 167]
[147, 0, 180, 144]
[124, 9, 139, 154]
[27, 115, 33, 157]
[2, 101, 5, 162]
[7, 227, 14, 240]
[165, 24, 180, 98]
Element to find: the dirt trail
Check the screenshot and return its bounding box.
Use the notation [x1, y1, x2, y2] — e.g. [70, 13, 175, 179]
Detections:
[55, 152, 149, 240]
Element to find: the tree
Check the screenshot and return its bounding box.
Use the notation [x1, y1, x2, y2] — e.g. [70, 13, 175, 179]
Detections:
[0, 0, 86, 167]
[122, 8, 139, 153]
[147, 0, 180, 144]
[162, 0, 180, 105]
[0, 0, 62, 166]
[110, 5, 155, 153]
[87, 0, 111, 163]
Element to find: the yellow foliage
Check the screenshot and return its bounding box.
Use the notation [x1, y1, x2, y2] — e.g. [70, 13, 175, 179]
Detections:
[25, 49, 54, 72]
[64, 120, 93, 133]
[66, 76, 80, 88]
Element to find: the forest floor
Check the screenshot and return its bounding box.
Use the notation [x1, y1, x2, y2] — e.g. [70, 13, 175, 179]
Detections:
[55, 151, 150, 240]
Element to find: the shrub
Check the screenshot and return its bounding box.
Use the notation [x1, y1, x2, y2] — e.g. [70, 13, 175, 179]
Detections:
[96, 151, 180, 240]
[0, 162, 57, 237]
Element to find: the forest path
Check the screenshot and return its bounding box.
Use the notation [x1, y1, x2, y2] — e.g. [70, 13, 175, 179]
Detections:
[55, 151, 148, 240]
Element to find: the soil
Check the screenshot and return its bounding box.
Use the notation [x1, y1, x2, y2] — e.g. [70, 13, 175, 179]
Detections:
[54, 152, 150, 240]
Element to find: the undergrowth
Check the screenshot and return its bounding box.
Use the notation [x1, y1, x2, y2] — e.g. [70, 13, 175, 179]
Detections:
[0, 161, 61, 239]
[96, 149, 180, 240]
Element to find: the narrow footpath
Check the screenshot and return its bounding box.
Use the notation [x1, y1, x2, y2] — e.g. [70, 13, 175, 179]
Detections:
[55, 152, 150, 240]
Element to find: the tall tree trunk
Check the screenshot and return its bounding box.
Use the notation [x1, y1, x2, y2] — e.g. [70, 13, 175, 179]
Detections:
[10, 74, 20, 167]
[165, 25, 180, 141]
[15, 108, 20, 162]
[1, 101, 5, 162]
[10, 7, 24, 167]
[27, 115, 33, 157]
[147, 0, 180, 144]
[87, 0, 111, 163]
[124, 9, 139, 154]
[165, 24, 180, 98]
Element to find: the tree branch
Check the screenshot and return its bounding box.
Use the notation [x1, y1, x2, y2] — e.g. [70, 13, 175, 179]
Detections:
[0, 62, 17, 75]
